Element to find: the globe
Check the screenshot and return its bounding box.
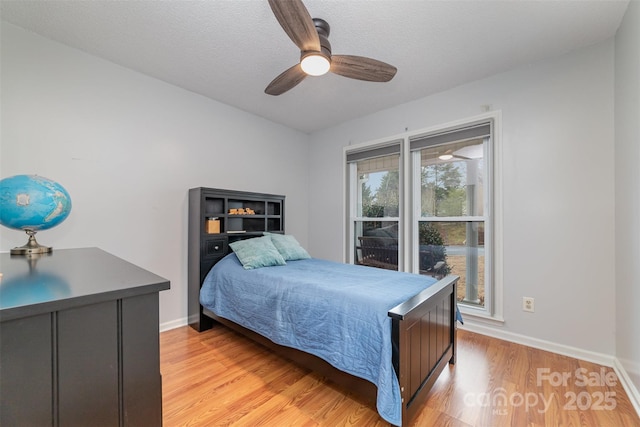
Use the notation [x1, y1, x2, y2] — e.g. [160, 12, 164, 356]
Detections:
[0, 174, 72, 254]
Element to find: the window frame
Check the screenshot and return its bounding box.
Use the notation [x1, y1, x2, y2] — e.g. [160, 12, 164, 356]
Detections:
[345, 140, 404, 267]
[411, 132, 492, 315]
[344, 111, 503, 322]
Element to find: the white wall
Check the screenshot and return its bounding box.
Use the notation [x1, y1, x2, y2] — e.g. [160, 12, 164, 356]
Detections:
[308, 40, 616, 355]
[0, 23, 311, 328]
[615, 0, 640, 393]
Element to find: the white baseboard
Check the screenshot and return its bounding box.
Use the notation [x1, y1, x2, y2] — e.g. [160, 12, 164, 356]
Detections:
[459, 321, 616, 367]
[460, 321, 640, 419]
[613, 358, 640, 416]
[160, 317, 188, 332]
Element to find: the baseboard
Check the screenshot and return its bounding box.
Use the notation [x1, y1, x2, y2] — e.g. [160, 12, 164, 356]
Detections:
[459, 321, 616, 367]
[460, 321, 640, 419]
[160, 317, 188, 332]
[613, 358, 640, 416]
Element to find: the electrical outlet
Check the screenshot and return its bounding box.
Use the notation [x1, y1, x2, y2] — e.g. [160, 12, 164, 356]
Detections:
[523, 297, 535, 312]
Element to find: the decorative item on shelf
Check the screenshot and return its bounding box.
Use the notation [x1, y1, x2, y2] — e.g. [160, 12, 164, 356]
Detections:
[0, 174, 72, 255]
[229, 208, 255, 215]
[206, 217, 220, 234]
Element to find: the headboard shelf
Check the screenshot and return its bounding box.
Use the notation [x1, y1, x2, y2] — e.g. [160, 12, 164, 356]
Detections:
[188, 187, 285, 331]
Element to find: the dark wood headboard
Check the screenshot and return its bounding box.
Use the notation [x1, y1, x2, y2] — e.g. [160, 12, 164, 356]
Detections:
[187, 187, 285, 331]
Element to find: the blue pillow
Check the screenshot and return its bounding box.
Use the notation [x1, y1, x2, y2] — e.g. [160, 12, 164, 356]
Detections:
[264, 232, 311, 261]
[229, 236, 286, 269]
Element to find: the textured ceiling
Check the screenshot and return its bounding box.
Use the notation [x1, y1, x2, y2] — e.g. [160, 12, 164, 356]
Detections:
[0, 0, 629, 133]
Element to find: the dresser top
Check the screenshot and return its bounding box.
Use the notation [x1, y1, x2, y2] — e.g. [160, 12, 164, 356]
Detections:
[0, 247, 170, 321]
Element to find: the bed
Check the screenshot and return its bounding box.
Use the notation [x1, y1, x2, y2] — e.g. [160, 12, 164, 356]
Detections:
[188, 187, 459, 426]
[198, 251, 458, 426]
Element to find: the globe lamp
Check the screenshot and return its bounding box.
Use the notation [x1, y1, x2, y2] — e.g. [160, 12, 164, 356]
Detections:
[0, 174, 72, 255]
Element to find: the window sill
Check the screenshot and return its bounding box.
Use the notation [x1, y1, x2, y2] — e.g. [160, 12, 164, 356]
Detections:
[458, 307, 505, 325]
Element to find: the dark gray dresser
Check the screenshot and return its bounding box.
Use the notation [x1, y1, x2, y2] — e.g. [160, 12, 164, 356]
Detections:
[0, 247, 170, 427]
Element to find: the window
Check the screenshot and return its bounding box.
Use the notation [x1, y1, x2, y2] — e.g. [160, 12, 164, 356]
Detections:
[346, 143, 401, 270]
[345, 114, 500, 319]
[410, 124, 491, 312]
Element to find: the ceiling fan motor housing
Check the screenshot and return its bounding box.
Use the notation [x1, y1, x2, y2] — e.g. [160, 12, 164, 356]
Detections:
[301, 18, 331, 62]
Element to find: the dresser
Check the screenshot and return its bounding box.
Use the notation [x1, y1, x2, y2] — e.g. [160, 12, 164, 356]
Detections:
[0, 247, 170, 427]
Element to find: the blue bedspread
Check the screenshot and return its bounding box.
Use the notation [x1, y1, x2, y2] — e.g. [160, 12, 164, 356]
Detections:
[200, 254, 443, 426]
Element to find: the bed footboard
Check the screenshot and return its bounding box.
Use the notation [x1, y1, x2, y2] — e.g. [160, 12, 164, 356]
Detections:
[388, 275, 459, 425]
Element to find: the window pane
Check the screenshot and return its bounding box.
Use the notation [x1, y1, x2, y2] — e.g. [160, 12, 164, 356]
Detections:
[354, 220, 399, 271]
[356, 154, 400, 218]
[419, 221, 485, 307]
[419, 138, 484, 217]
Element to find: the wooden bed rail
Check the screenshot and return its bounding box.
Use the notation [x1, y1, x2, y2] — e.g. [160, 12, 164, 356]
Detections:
[388, 275, 459, 320]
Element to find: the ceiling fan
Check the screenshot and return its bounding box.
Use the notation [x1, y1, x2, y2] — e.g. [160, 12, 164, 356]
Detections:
[265, 0, 397, 96]
[438, 144, 483, 161]
[438, 149, 470, 161]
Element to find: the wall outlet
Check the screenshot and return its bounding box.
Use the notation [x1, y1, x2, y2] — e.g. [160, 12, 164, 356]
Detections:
[523, 297, 535, 312]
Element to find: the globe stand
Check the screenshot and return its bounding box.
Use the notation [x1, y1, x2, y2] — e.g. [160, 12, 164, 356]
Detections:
[10, 229, 52, 255]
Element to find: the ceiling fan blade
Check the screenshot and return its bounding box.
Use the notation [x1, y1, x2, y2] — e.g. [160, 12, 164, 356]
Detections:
[331, 55, 397, 82]
[268, 0, 320, 52]
[265, 64, 307, 96]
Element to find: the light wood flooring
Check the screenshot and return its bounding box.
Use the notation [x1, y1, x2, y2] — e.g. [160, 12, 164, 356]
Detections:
[160, 325, 640, 426]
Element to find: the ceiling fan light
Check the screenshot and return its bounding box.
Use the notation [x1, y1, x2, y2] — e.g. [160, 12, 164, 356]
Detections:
[439, 154, 454, 160]
[301, 53, 330, 76]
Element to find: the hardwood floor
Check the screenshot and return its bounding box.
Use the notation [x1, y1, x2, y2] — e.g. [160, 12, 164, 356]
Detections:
[160, 325, 640, 426]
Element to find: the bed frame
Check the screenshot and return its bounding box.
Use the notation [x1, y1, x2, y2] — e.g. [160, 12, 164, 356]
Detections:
[188, 188, 458, 426]
[202, 275, 458, 426]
